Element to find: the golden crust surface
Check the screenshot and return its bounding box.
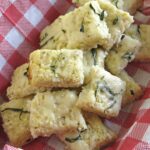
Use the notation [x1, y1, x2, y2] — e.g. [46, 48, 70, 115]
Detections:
[29, 49, 84, 88]
[58, 112, 117, 150]
[0, 98, 32, 147]
[30, 90, 87, 138]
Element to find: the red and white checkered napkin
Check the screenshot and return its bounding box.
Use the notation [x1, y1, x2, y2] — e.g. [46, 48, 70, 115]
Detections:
[0, 0, 150, 150]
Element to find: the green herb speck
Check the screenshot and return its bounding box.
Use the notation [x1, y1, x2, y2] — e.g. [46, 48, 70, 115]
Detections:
[113, 17, 119, 25]
[122, 52, 134, 61]
[65, 135, 81, 143]
[121, 34, 125, 40]
[89, 4, 96, 13]
[100, 10, 105, 21]
[50, 65, 56, 73]
[80, 21, 84, 32]
[62, 29, 66, 33]
[1, 108, 30, 120]
[91, 48, 97, 65]
[137, 25, 141, 34]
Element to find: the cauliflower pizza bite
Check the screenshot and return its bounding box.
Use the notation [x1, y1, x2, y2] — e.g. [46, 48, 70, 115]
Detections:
[126, 24, 150, 62]
[29, 49, 84, 88]
[30, 90, 87, 138]
[135, 25, 150, 62]
[58, 112, 117, 150]
[77, 67, 126, 118]
[118, 71, 142, 106]
[105, 35, 141, 75]
[40, 1, 111, 50]
[73, 0, 142, 15]
[0, 97, 32, 147]
[7, 63, 45, 100]
[83, 48, 107, 83]
[72, 0, 134, 50]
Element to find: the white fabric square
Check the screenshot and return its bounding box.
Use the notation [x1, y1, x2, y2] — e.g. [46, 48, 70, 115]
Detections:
[0, 12, 2, 18]
[140, 99, 150, 110]
[9, 0, 16, 3]
[47, 135, 65, 150]
[142, 126, 150, 143]
[135, 11, 150, 24]
[104, 120, 121, 134]
[0, 54, 6, 70]
[24, 5, 43, 27]
[66, 6, 75, 13]
[133, 69, 150, 87]
[5, 27, 24, 48]
[48, 0, 56, 5]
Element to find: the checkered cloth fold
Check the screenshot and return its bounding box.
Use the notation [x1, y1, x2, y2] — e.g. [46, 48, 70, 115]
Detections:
[0, 0, 150, 150]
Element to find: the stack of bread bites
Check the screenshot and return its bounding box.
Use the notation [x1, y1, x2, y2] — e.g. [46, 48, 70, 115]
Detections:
[1, 0, 149, 149]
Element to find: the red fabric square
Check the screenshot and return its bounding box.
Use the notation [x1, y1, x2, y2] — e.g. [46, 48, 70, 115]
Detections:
[27, 28, 40, 48]
[23, 137, 49, 150]
[1, 63, 14, 81]
[0, 40, 14, 60]
[45, 7, 60, 23]
[17, 40, 35, 60]
[142, 84, 150, 99]
[0, 74, 9, 93]
[126, 62, 139, 77]
[138, 109, 150, 123]
[123, 113, 137, 128]
[36, 18, 49, 32]
[139, 63, 150, 72]
[8, 51, 27, 69]
[5, 4, 22, 23]
[30, 0, 37, 4]
[118, 138, 140, 150]
[66, 0, 73, 4]
[54, 0, 71, 14]
[0, 35, 3, 42]
[34, 0, 52, 15]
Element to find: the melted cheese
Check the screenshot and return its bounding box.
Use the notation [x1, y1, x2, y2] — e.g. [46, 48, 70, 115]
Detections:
[29, 49, 84, 88]
[40, 1, 110, 50]
[30, 90, 87, 138]
[126, 24, 150, 62]
[72, 0, 133, 50]
[118, 71, 142, 106]
[7, 63, 45, 100]
[83, 49, 107, 83]
[105, 35, 141, 75]
[77, 67, 126, 118]
[0, 98, 32, 147]
[58, 113, 117, 150]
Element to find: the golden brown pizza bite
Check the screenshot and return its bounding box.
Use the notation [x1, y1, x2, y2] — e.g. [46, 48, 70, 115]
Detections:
[30, 90, 87, 138]
[118, 71, 142, 106]
[77, 67, 126, 118]
[0, 97, 32, 147]
[58, 112, 117, 150]
[29, 49, 84, 88]
[72, 0, 134, 50]
[105, 34, 141, 75]
[7, 63, 46, 100]
[125, 24, 150, 62]
[83, 48, 107, 83]
[40, 1, 111, 50]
